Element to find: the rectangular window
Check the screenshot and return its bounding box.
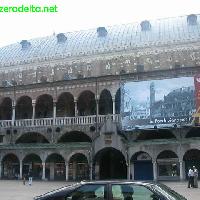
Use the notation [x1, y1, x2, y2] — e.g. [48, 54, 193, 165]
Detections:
[66, 184, 107, 200]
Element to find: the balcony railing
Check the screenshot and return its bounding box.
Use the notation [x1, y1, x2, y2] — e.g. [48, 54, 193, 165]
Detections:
[0, 114, 120, 128]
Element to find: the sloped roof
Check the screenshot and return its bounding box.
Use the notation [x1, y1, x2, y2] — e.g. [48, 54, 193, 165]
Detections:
[0, 14, 200, 67]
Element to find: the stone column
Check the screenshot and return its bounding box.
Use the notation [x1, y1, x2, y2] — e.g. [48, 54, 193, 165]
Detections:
[96, 99, 99, 114]
[112, 97, 115, 115]
[179, 160, 184, 181]
[127, 160, 131, 180]
[32, 100, 36, 125]
[12, 101, 16, 125]
[96, 98, 99, 123]
[74, 99, 78, 117]
[65, 161, 69, 181]
[90, 161, 93, 180]
[130, 163, 134, 180]
[153, 161, 157, 181]
[20, 159, 23, 179]
[42, 162, 46, 180]
[50, 162, 54, 180]
[53, 101, 57, 125]
[0, 162, 2, 179]
[95, 163, 100, 180]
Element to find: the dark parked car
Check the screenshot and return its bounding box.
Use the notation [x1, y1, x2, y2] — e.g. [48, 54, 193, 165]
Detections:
[33, 180, 187, 200]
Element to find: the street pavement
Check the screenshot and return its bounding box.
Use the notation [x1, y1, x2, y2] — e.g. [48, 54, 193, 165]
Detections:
[0, 180, 199, 200]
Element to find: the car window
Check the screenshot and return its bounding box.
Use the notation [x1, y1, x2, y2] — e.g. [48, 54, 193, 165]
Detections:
[65, 184, 107, 200]
[111, 184, 159, 200]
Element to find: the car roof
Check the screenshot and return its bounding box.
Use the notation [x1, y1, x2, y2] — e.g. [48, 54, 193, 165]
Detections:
[34, 180, 155, 199]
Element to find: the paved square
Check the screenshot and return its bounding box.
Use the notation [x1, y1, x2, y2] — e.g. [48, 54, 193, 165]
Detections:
[0, 180, 199, 200]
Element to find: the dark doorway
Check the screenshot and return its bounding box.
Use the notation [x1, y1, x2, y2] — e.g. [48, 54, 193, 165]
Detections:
[95, 148, 127, 180]
[184, 149, 200, 180]
[131, 151, 153, 180]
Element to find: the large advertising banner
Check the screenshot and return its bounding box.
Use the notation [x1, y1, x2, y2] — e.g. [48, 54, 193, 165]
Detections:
[194, 75, 200, 111]
[121, 77, 196, 130]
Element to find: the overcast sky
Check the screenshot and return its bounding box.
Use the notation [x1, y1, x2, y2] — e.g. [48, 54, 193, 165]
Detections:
[0, 0, 199, 47]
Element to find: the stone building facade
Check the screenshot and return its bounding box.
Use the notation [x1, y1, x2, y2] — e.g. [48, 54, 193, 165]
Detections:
[0, 14, 200, 181]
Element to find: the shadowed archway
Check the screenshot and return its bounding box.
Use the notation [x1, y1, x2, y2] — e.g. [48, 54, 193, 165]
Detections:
[94, 147, 127, 180]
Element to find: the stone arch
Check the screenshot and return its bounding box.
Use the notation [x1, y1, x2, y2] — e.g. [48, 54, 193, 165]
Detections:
[68, 153, 89, 181]
[1, 153, 20, 179]
[57, 131, 92, 143]
[0, 97, 12, 120]
[99, 89, 113, 115]
[15, 95, 32, 119]
[15, 132, 49, 144]
[56, 92, 75, 117]
[35, 94, 53, 118]
[157, 150, 179, 180]
[131, 151, 152, 161]
[77, 90, 96, 116]
[45, 153, 66, 180]
[94, 147, 127, 180]
[22, 153, 42, 179]
[131, 151, 153, 180]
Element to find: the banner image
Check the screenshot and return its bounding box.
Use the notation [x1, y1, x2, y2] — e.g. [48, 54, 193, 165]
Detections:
[121, 77, 196, 130]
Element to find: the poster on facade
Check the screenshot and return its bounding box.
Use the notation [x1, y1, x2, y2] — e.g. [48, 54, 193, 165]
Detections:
[121, 77, 196, 130]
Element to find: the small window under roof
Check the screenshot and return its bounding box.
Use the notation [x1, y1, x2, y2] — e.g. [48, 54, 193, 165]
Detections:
[20, 40, 31, 50]
[97, 27, 108, 37]
[187, 14, 197, 25]
[56, 33, 67, 43]
[140, 20, 151, 31]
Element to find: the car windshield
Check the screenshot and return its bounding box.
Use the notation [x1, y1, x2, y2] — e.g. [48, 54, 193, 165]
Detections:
[152, 183, 187, 200]
[34, 182, 81, 199]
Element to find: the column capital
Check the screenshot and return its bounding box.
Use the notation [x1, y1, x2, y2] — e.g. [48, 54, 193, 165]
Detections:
[12, 100, 16, 107]
[95, 95, 99, 100]
[32, 99, 36, 105]
[53, 99, 57, 104]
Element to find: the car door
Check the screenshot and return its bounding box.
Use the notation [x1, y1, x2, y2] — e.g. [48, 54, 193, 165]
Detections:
[110, 183, 164, 200]
[64, 183, 108, 200]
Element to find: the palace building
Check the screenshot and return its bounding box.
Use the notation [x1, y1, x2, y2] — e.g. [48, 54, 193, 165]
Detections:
[0, 14, 200, 181]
